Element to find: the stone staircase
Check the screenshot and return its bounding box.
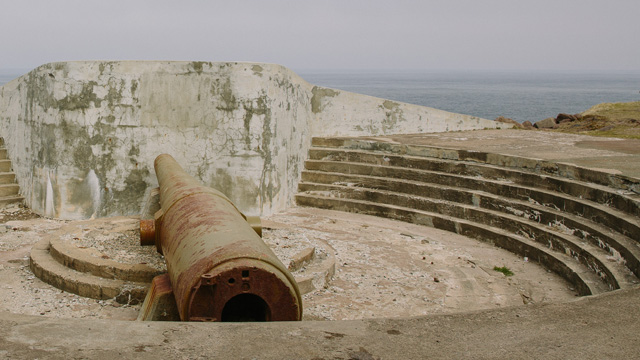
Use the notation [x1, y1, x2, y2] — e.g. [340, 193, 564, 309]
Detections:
[29, 220, 160, 305]
[296, 137, 640, 296]
[0, 137, 23, 208]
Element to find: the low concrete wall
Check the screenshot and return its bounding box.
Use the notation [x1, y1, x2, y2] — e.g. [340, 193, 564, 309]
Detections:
[0, 61, 509, 219]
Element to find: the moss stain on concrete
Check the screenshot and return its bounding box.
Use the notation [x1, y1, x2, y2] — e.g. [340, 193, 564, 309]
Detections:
[22, 64, 143, 216]
[379, 100, 405, 133]
[252, 65, 263, 77]
[57, 81, 101, 111]
[311, 87, 339, 114]
[130, 79, 138, 97]
[213, 78, 238, 112]
[209, 168, 260, 213]
[190, 62, 210, 75]
[258, 95, 278, 211]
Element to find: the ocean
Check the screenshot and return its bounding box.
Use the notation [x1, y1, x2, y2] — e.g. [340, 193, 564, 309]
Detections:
[298, 70, 640, 123]
[2, 69, 639, 123]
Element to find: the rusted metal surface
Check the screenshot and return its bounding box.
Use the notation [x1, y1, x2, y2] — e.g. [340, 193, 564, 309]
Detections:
[139, 219, 155, 246]
[141, 154, 302, 321]
[137, 273, 180, 321]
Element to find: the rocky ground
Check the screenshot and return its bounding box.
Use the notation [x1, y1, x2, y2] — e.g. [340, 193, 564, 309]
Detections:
[0, 204, 578, 322]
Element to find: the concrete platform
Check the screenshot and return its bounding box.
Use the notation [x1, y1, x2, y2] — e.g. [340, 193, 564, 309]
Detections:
[1, 287, 639, 359]
[1, 129, 640, 359]
[364, 129, 640, 179]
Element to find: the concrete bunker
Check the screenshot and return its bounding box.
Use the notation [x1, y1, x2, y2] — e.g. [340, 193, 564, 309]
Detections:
[0, 62, 638, 332]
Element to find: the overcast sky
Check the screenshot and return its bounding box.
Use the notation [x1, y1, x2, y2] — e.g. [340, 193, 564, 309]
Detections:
[1, 0, 639, 72]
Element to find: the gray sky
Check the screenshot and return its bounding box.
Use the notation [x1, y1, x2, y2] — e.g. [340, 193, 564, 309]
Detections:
[1, 0, 639, 72]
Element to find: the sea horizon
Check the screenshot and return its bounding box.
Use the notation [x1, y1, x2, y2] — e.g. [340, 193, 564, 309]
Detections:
[2, 67, 639, 123]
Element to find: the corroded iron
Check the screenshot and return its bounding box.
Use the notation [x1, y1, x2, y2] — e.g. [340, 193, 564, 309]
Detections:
[139, 219, 155, 246]
[140, 154, 302, 321]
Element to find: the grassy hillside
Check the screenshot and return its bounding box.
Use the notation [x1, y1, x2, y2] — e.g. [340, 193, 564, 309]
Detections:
[552, 101, 640, 139]
[581, 101, 640, 120]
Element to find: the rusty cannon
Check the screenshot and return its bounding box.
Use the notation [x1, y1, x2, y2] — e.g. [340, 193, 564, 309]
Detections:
[139, 154, 302, 322]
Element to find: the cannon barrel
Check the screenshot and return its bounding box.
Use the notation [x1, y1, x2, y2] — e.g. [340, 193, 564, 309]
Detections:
[141, 154, 302, 321]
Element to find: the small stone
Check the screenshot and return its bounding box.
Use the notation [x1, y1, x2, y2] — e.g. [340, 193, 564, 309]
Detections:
[557, 113, 577, 122]
[534, 117, 557, 129]
[494, 116, 523, 128]
[521, 121, 535, 129]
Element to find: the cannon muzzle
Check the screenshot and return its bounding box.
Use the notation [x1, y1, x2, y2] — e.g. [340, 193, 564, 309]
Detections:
[141, 154, 302, 321]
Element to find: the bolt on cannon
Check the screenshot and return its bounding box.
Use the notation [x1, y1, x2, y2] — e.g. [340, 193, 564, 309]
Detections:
[139, 154, 302, 321]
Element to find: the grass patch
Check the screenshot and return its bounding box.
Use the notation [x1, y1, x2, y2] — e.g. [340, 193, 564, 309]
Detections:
[582, 101, 640, 122]
[493, 266, 514, 277]
[549, 101, 640, 139]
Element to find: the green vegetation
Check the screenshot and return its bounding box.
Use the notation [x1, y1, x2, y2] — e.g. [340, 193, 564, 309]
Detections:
[493, 266, 514, 277]
[581, 101, 640, 121]
[553, 101, 640, 139]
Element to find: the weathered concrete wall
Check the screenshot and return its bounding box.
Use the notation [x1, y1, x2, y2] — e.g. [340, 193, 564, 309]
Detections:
[0, 61, 509, 219]
[309, 87, 497, 136]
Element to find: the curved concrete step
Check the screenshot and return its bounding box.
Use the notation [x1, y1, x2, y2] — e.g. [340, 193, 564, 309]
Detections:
[474, 190, 640, 281]
[302, 161, 640, 240]
[0, 159, 11, 172]
[38, 219, 333, 298]
[298, 183, 638, 291]
[48, 236, 163, 283]
[0, 172, 16, 185]
[296, 193, 610, 296]
[29, 239, 148, 303]
[0, 143, 22, 209]
[299, 171, 640, 279]
[0, 195, 23, 207]
[0, 184, 19, 197]
[290, 239, 337, 295]
[311, 137, 640, 196]
[308, 147, 640, 218]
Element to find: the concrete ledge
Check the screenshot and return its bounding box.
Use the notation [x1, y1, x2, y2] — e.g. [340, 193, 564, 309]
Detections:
[309, 145, 640, 217]
[1, 286, 639, 358]
[303, 160, 640, 240]
[313, 136, 640, 194]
